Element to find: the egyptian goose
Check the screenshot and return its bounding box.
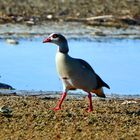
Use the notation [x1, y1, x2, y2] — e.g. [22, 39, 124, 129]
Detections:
[43, 33, 110, 112]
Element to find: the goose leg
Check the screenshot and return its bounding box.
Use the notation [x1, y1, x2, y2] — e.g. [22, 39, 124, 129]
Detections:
[87, 92, 93, 112]
[52, 91, 67, 111]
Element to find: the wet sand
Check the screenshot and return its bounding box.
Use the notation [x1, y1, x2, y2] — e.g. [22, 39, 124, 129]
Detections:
[0, 22, 140, 40]
[0, 94, 140, 140]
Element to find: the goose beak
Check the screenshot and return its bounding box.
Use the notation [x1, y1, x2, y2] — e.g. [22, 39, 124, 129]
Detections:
[43, 37, 51, 43]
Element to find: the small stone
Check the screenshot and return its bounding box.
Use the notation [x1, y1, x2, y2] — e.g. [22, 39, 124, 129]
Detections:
[94, 31, 106, 36]
[47, 14, 53, 19]
[26, 20, 35, 25]
[121, 100, 137, 105]
[0, 105, 12, 114]
[17, 16, 24, 22]
[6, 39, 19, 45]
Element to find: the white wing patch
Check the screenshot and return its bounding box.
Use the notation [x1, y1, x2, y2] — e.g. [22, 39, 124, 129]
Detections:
[61, 77, 75, 91]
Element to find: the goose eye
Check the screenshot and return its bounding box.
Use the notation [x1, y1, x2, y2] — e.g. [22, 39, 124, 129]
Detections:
[52, 34, 58, 38]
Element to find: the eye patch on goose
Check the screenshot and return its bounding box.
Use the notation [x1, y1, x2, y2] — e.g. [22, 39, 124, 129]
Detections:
[52, 34, 59, 38]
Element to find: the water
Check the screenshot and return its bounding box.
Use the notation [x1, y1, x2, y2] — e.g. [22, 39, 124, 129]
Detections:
[0, 37, 140, 95]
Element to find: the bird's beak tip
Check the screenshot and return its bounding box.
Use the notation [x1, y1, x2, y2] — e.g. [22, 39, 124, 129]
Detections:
[43, 38, 51, 43]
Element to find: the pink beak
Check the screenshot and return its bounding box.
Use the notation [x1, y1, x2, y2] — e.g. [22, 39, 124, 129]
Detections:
[43, 37, 51, 43]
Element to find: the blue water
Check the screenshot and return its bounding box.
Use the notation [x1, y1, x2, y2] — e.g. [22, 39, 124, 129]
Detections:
[0, 38, 140, 95]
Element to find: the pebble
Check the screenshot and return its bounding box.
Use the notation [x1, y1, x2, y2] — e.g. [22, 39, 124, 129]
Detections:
[94, 31, 106, 36]
[26, 20, 35, 25]
[0, 105, 12, 114]
[6, 39, 19, 45]
[121, 100, 137, 105]
[47, 14, 53, 19]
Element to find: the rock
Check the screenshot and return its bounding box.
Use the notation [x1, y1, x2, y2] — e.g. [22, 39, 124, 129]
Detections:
[0, 105, 12, 116]
[6, 38, 19, 45]
[26, 20, 35, 25]
[94, 31, 106, 36]
[0, 82, 15, 90]
[47, 14, 53, 19]
[16, 16, 24, 22]
[121, 100, 137, 105]
[26, 18, 36, 25]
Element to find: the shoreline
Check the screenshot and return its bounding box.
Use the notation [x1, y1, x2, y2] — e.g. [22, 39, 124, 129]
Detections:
[0, 89, 140, 99]
[0, 22, 140, 40]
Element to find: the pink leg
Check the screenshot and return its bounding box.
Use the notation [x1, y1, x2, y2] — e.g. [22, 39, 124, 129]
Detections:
[87, 92, 93, 112]
[52, 92, 67, 111]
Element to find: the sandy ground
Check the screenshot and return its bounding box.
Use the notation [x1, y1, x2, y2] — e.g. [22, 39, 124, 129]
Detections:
[0, 95, 140, 140]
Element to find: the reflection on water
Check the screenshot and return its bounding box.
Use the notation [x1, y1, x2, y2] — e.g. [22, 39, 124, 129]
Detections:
[0, 38, 140, 95]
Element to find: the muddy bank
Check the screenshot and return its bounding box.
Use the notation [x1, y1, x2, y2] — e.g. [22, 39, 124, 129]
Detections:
[0, 0, 140, 26]
[0, 95, 140, 140]
[0, 22, 140, 40]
